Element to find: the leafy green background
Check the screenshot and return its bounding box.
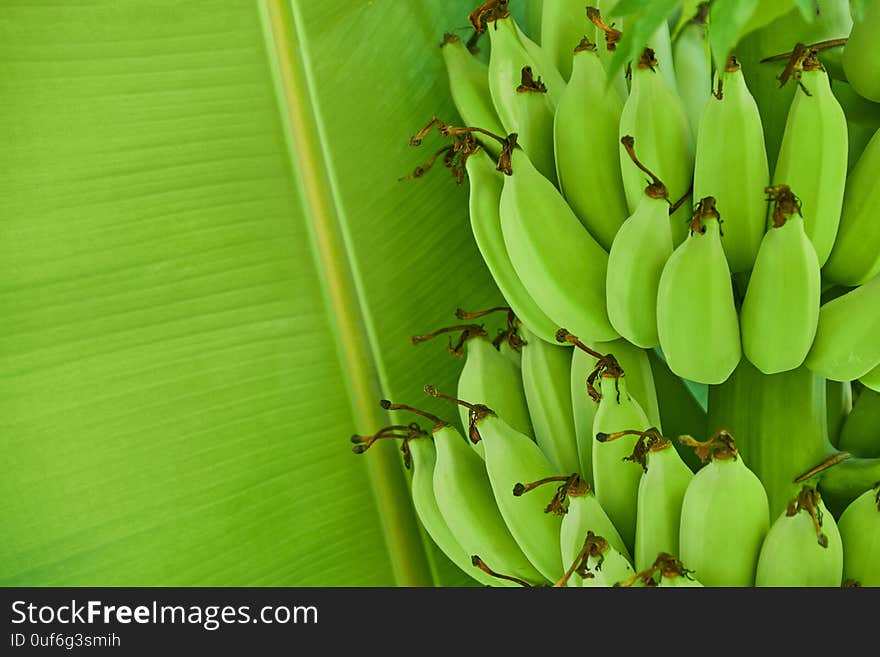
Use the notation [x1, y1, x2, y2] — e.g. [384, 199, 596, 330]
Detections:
[0, 0, 502, 586]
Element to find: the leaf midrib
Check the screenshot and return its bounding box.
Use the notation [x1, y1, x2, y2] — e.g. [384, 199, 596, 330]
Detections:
[259, 0, 433, 586]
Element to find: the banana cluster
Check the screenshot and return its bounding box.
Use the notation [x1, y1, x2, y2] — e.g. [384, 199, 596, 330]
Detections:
[355, 1, 880, 587]
[352, 313, 879, 587]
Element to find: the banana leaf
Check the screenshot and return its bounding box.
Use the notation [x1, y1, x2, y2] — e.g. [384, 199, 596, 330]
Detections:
[0, 0, 502, 586]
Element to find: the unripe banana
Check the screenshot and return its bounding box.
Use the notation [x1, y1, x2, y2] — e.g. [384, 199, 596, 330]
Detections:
[656, 198, 742, 385]
[822, 127, 880, 286]
[842, 0, 880, 102]
[592, 370, 651, 554]
[837, 387, 880, 458]
[837, 484, 880, 586]
[606, 136, 673, 348]
[772, 54, 848, 266]
[411, 320, 532, 459]
[735, 0, 852, 171]
[672, 7, 711, 137]
[555, 530, 635, 587]
[621, 429, 695, 573]
[678, 431, 770, 587]
[692, 57, 769, 274]
[587, 4, 629, 101]
[485, 11, 565, 116]
[600, 0, 678, 93]
[515, 473, 630, 587]
[804, 272, 880, 382]
[520, 326, 580, 475]
[740, 185, 821, 374]
[351, 419, 514, 586]
[464, 147, 560, 343]
[513, 18, 568, 105]
[427, 386, 564, 582]
[755, 485, 843, 587]
[440, 34, 506, 157]
[553, 38, 629, 251]
[568, 334, 661, 485]
[510, 66, 558, 182]
[404, 431, 499, 587]
[500, 144, 619, 343]
[541, 0, 592, 80]
[619, 48, 695, 247]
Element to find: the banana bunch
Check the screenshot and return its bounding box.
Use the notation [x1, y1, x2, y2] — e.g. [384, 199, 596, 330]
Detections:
[356, 0, 880, 587]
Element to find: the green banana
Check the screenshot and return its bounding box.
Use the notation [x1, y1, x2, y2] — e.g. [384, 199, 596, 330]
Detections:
[837, 387, 880, 458]
[822, 127, 880, 286]
[656, 198, 742, 385]
[427, 386, 564, 582]
[735, 0, 853, 172]
[772, 53, 848, 266]
[499, 143, 619, 343]
[553, 38, 629, 251]
[601, 0, 678, 93]
[568, 333, 661, 485]
[513, 16, 568, 105]
[351, 421, 500, 587]
[592, 368, 651, 554]
[541, 0, 592, 80]
[606, 136, 673, 349]
[555, 530, 635, 587]
[678, 431, 770, 587]
[520, 325, 580, 475]
[755, 485, 844, 587]
[380, 402, 545, 585]
[739, 185, 821, 374]
[510, 66, 558, 182]
[586, 5, 629, 101]
[411, 319, 533, 458]
[861, 363, 880, 393]
[837, 484, 880, 586]
[440, 34, 506, 157]
[614, 428, 695, 573]
[842, 0, 880, 102]
[619, 48, 695, 247]
[804, 272, 880, 382]
[464, 147, 560, 344]
[692, 56, 769, 274]
[514, 473, 630, 587]
[481, 7, 566, 111]
[672, 6, 711, 138]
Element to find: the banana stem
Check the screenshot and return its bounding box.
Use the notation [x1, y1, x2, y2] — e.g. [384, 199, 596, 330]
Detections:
[424, 385, 494, 443]
[471, 555, 533, 587]
[410, 323, 487, 357]
[379, 399, 449, 433]
[707, 360, 838, 519]
[513, 473, 587, 516]
[586, 7, 621, 51]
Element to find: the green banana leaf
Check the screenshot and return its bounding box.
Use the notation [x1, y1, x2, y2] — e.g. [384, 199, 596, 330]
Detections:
[0, 0, 504, 586]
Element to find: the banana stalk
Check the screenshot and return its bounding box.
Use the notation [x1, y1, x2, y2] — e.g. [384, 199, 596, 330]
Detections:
[707, 359, 838, 520]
